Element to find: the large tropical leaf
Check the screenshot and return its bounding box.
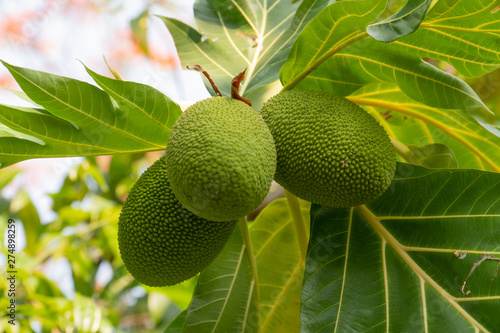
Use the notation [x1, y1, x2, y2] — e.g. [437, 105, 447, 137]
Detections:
[0, 62, 181, 168]
[158, 0, 332, 97]
[414, 0, 500, 78]
[280, 0, 387, 91]
[301, 163, 500, 332]
[280, 0, 500, 121]
[348, 83, 500, 172]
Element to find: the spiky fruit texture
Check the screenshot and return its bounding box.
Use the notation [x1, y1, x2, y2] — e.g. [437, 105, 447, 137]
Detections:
[118, 156, 236, 287]
[260, 89, 396, 208]
[166, 97, 277, 221]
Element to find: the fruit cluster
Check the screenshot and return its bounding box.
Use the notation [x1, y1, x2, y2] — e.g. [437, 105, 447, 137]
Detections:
[118, 87, 396, 287]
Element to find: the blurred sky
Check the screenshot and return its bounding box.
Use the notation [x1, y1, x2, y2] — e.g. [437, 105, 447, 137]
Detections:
[0, 0, 211, 222]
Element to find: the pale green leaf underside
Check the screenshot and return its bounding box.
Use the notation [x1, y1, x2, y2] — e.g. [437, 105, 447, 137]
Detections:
[301, 164, 500, 332]
[348, 83, 500, 172]
[0, 61, 181, 168]
[159, 0, 331, 97]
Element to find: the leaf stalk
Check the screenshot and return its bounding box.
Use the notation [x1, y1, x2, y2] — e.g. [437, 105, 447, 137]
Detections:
[284, 189, 308, 260]
[239, 216, 261, 313]
[390, 137, 411, 162]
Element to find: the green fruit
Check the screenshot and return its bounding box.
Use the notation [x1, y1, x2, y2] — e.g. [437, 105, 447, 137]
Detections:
[259, 89, 396, 208]
[166, 97, 277, 221]
[118, 156, 237, 287]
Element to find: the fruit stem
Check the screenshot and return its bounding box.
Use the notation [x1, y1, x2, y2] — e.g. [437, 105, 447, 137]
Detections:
[284, 189, 308, 260]
[280, 31, 369, 92]
[239, 216, 261, 309]
[231, 69, 252, 106]
[390, 137, 411, 162]
[187, 64, 222, 96]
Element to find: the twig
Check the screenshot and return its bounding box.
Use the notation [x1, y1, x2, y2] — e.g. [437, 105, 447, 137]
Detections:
[284, 189, 308, 260]
[461, 253, 500, 296]
[187, 64, 222, 96]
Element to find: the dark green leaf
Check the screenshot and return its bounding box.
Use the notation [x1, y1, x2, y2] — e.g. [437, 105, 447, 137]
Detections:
[413, 0, 500, 78]
[349, 83, 500, 172]
[301, 163, 500, 332]
[165, 310, 187, 333]
[281, 0, 499, 122]
[367, 0, 432, 42]
[85, 66, 180, 147]
[296, 38, 490, 112]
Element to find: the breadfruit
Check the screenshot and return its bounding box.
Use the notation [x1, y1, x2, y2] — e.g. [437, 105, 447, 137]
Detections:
[259, 89, 396, 208]
[166, 97, 276, 221]
[118, 156, 237, 287]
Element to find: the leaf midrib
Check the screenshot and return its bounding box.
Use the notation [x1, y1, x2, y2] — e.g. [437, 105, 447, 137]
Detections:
[333, 208, 353, 333]
[0, 108, 121, 153]
[356, 205, 490, 333]
[420, 23, 500, 34]
[88, 73, 172, 133]
[210, 246, 246, 333]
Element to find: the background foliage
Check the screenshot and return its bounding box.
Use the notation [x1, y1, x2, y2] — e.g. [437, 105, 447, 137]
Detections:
[1, 0, 499, 332]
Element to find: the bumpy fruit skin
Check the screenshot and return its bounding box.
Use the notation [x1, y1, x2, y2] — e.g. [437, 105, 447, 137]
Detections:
[166, 97, 277, 221]
[118, 156, 237, 287]
[259, 89, 396, 208]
